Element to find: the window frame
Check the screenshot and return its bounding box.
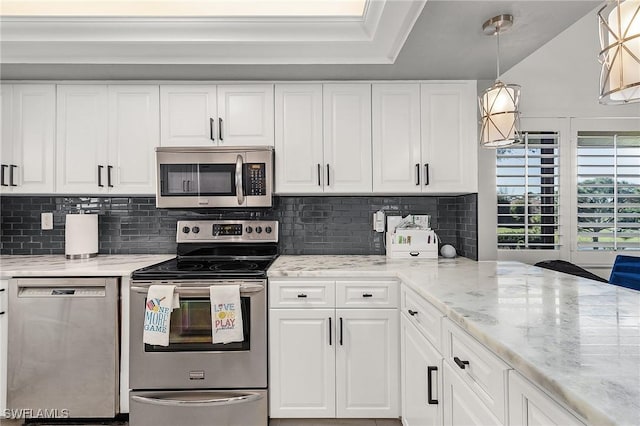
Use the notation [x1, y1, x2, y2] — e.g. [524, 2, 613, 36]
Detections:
[569, 118, 640, 267]
[496, 117, 571, 264]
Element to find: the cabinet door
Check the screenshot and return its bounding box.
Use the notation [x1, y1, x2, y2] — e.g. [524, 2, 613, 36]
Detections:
[401, 316, 442, 426]
[108, 85, 159, 195]
[420, 82, 477, 193]
[217, 84, 274, 146]
[0, 85, 13, 194]
[0, 279, 7, 417]
[269, 309, 335, 418]
[336, 308, 399, 418]
[274, 84, 324, 193]
[323, 84, 372, 193]
[443, 362, 502, 426]
[160, 85, 217, 146]
[509, 371, 585, 426]
[372, 84, 421, 193]
[10, 85, 56, 194]
[56, 85, 109, 193]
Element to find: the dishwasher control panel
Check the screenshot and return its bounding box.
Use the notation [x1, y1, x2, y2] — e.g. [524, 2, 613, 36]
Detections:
[19, 287, 106, 297]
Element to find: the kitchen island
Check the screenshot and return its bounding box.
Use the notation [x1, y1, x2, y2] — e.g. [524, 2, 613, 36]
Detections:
[268, 256, 640, 426]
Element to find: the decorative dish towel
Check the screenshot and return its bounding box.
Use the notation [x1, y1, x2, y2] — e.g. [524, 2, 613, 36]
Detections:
[210, 284, 244, 344]
[143, 284, 177, 347]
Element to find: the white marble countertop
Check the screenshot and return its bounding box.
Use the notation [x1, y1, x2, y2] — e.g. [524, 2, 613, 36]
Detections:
[0, 254, 174, 278]
[268, 255, 640, 426]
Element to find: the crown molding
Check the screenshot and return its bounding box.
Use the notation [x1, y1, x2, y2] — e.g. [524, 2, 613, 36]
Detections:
[0, 0, 427, 64]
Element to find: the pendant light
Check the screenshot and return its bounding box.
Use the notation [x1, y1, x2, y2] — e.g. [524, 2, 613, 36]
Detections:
[479, 14, 521, 148]
[598, 0, 640, 104]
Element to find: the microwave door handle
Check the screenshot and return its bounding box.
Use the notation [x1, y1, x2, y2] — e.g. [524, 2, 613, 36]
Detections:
[131, 392, 262, 407]
[235, 154, 245, 205]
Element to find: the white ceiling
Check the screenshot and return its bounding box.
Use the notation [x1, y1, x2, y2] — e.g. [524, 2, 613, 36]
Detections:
[0, 0, 602, 80]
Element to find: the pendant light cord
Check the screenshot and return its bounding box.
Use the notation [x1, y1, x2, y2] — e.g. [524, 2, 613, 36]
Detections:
[496, 28, 501, 81]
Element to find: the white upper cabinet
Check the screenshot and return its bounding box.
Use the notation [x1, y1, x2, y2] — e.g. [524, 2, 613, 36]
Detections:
[57, 84, 159, 194]
[323, 84, 372, 193]
[372, 83, 422, 193]
[275, 83, 372, 194]
[160, 85, 217, 147]
[217, 84, 274, 146]
[420, 82, 477, 193]
[275, 84, 324, 193]
[108, 85, 160, 194]
[160, 84, 274, 147]
[0, 84, 55, 194]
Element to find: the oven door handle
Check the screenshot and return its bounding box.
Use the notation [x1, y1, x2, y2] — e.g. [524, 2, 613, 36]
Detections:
[235, 154, 245, 206]
[131, 284, 265, 295]
[131, 392, 262, 407]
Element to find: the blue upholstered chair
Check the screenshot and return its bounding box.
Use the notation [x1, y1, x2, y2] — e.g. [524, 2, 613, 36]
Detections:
[609, 255, 640, 291]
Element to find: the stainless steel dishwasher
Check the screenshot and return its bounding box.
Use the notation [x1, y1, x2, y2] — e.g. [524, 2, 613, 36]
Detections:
[7, 277, 119, 418]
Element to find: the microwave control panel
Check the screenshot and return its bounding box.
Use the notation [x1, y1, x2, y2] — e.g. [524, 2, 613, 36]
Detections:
[245, 163, 266, 196]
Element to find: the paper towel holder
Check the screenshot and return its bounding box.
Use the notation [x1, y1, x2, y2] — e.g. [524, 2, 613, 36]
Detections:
[65, 211, 99, 260]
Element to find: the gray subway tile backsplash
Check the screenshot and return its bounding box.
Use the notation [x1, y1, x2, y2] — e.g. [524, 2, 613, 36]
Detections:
[1, 194, 477, 260]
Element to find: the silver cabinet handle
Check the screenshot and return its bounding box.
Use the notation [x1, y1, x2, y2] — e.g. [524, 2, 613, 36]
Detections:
[9, 164, 17, 186]
[1, 164, 7, 186]
[219, 117, 223, 141]
[210, 117, 215, 141]
[132, 392, 262, 407]
[235, 154, 244, 205]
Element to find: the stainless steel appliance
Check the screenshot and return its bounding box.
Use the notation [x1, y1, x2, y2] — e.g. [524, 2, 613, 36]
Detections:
[129, 219, 278, 426]
[155, 146, 274, 208]
[7, 277, 119, 418]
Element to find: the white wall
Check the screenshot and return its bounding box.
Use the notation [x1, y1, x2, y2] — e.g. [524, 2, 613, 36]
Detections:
[502, 8, 640, 118]
[478, 7, 640, 263]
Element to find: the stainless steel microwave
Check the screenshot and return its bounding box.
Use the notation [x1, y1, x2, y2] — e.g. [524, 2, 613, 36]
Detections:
[156, 146, 273, 208]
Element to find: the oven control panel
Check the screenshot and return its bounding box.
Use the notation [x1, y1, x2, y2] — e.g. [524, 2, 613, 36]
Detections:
[177, 220, 278, 243]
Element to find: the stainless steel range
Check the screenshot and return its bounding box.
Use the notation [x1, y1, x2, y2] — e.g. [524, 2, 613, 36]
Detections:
[129, 219, 278, 426]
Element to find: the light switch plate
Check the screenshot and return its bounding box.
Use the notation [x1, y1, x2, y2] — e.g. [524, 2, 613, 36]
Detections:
[41, 212, 53, 230]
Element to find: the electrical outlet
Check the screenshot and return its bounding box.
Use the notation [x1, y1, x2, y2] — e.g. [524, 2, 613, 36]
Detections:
[41, 212, 53, 230]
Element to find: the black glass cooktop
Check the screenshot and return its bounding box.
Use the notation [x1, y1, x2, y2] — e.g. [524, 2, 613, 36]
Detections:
[132, 243, 278, 280]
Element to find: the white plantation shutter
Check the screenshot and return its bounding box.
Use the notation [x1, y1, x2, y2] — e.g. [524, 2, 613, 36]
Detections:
[577, 131, 640, 252]
[496, 131, 560, 250]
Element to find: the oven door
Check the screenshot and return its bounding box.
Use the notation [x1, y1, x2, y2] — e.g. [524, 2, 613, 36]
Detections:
[129, 280, 266, 390]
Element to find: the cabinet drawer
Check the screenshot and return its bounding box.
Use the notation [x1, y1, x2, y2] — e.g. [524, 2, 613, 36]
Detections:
[336, 280, 398, 308]
[269, 280, 334, 308]
[400, 284, 444, 350]
[442, 318, 510, 424]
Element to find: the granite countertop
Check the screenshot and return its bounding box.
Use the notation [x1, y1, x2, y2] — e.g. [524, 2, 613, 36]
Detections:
[0, 254, 174, 278]
[268, 255, 640, 426]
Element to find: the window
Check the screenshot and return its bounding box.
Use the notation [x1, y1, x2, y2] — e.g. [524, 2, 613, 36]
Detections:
[496, 131, 560, 250]
[576, 131, 640, 252]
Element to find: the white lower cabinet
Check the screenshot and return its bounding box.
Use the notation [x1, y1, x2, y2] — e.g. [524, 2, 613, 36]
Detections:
[0, 279, 7, 417]
[269, 309, 336, 418]
[509, 371, 585, 426]
[442, 362, 501, 426]
[336, 309, 399, 418]
[269, 279, 399, 419]
[400, 315, 442, 426]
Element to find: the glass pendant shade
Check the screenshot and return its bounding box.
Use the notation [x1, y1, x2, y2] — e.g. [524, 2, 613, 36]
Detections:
[598, 0, 640, 104]
[479, 81, 521, 147]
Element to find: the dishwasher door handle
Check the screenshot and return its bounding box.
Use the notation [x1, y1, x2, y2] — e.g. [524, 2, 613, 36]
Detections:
[132, 392, 262, 407]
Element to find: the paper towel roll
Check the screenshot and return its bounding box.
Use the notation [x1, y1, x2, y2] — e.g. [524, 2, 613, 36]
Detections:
[65, 214, 98, 259]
